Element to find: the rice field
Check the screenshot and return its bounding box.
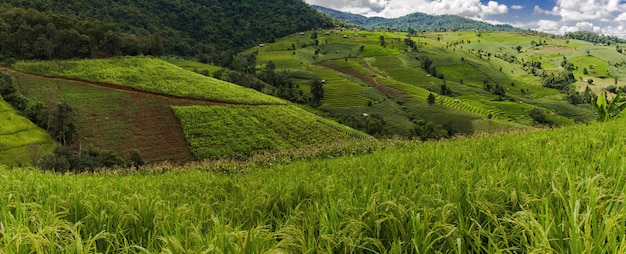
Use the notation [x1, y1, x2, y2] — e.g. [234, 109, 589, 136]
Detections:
[0, 100, 55, 166]
[2, 115, 626, 252]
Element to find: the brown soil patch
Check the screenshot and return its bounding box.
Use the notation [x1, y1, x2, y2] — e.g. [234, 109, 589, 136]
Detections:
[317, 60, 404, 99]
[5, 68, 235, 164]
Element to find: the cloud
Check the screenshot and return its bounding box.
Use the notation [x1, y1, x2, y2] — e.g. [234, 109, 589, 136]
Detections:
[306, 0, 509, 19]
[306, 0, 626, 38]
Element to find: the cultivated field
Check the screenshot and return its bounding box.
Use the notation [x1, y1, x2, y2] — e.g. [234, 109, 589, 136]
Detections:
[13, 57, 285, 105]
[173, 105, 371, 160]
[2, 115, 626, 252]
[0, 100, 54, 166]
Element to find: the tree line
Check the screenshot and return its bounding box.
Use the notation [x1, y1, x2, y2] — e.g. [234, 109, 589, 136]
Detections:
[3, 0, 333, 57]
[0, 4, 163, 60]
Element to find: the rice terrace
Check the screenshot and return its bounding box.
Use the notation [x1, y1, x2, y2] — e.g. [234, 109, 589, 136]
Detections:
[2, 0, 626, 253]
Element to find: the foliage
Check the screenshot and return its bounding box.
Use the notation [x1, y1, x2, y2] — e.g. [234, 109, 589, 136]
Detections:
[593, 90, 626, 122]
[310, 79, 324, 107]
[565, 31, 626, 45]
[427, 93, 436, 104]
[0, 5, 162, 60]
[4, 117, 626, 252]
[38, 145, 126, 172]
[172, 105, 371, 160]
[4, 0, 333, 55]
[14, 57, 285, 105]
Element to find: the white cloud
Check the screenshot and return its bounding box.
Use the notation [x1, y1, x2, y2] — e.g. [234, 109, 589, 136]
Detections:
[306, 0, 509, 19]
[306, 0, 626, 38]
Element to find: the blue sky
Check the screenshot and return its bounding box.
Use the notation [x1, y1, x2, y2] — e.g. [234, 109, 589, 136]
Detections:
[304, 0, 626, 38]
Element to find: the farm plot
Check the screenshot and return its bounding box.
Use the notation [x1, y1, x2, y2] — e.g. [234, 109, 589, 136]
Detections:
[14, 57, 284, 105]
[0, 101, 55, 165]
[377, 77, 504, 119]
[306, 65, 371, 108]
[173, 105, 370, 160]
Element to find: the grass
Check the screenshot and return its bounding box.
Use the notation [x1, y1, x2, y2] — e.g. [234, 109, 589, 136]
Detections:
[0, 100, 55, 166]
[3, 115, 626, 252]
[13, 56, 285, 105]
[173, 105, 371, 160]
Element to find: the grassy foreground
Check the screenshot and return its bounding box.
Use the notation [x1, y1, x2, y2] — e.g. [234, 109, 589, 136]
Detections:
[3, 117, 626, 252]
[13, 57, 284, 105]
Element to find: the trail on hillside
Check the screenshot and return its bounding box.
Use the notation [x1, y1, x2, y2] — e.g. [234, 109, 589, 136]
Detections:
[317, 60, 404, 99]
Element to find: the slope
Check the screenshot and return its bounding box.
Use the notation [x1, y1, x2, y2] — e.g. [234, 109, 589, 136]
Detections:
[14, 57, 285, 105]
[11, 57, 370, 163]
[2, 111, 626, 252]
[0, 100, 55, 165]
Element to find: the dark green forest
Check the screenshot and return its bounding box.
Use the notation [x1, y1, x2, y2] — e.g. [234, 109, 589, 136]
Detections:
[312, 5, 521, 32]
[0, 0, 333, 59]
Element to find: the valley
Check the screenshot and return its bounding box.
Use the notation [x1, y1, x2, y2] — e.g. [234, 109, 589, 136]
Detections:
[2, 0, 626, 252]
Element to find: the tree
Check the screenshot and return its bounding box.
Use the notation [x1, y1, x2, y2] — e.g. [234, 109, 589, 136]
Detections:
[427, 93, 436, 105]
[379, 35, 386, 47]
[129, 149, 145, 169]
[311, 79, 324, 107]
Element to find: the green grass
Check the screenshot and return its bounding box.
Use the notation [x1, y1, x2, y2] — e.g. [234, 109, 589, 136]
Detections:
[4, 116, 626, 252]
[0, 100, 55, 166]
[164, 57, 223, 74]
[13, 56, 285, 105]
[173, 105, 371, 160]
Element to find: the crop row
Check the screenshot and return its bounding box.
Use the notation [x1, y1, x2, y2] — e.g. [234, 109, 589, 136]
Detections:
[14, 57, 284, 105]
[377, 77, 504, 118]
[173, 105, 370, 160]
[306, 65, 370, 108]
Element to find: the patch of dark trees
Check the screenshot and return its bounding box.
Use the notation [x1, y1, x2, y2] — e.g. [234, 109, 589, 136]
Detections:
[3, 0, 333, 56]
[0, 5, 163, 60]
[565, 31, 626, 46]
[0, 73, 144, 171]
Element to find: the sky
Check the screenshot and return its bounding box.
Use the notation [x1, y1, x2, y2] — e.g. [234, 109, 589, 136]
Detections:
[304, 0, 626, 38]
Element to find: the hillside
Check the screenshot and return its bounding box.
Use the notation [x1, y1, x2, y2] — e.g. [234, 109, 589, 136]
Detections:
[1, 0, 333, 56]
[244, 29, 626, 138]
[313, 5, 522, 31]
[2, 111, 626, 252]
[10, 57, 370, 164]
[0, 100, 54, 165]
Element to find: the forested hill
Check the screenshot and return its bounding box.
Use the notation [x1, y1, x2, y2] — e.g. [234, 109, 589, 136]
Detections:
[0, 0, 333, 57]
[313, 5, 522, 32]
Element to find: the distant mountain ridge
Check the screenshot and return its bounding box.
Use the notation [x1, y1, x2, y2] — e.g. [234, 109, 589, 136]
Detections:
[312, 5, 522, 32]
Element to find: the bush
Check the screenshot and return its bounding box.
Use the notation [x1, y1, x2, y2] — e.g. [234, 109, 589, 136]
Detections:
[529, 108, 552, 125]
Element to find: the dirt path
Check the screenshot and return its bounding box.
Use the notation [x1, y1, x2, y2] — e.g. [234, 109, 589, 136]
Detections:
[317, 60, 404, 99]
